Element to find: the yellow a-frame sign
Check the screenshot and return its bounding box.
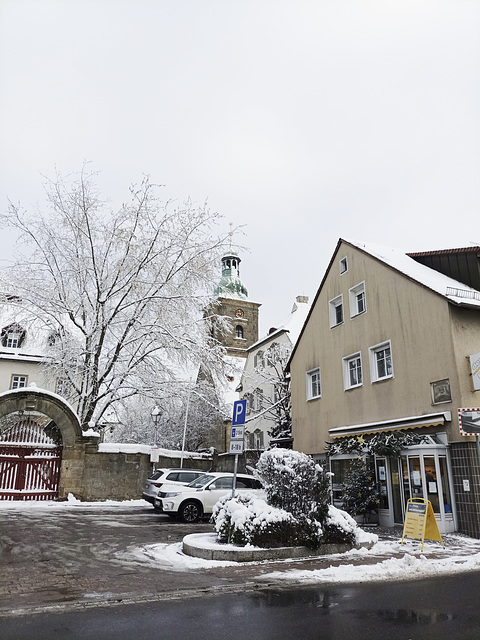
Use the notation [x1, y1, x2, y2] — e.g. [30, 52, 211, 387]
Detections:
[401, 498, 444, 551]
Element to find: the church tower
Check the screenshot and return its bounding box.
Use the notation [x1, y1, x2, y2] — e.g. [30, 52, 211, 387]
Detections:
[210, 251, 261, 358]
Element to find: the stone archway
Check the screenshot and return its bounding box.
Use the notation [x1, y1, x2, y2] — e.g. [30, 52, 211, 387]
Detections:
[0, 386, 97, 500]
[0, 386, 82, 446]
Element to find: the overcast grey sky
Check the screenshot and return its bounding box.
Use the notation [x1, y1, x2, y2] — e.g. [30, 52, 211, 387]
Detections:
[1, 0, 479, 335]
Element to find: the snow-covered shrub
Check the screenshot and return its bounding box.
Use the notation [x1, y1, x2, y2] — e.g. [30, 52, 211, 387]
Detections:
[255, 448, 330, 523]
[212, 493, 305, 548]
[322, 504, 357, 546]
[210, 450, 368, 550]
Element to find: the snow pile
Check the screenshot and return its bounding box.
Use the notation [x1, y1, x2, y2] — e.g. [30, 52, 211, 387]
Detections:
[258, 551, 480, 585]
[326, 504, 378, 546]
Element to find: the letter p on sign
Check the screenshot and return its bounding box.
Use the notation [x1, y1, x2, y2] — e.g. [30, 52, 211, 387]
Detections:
[232, 399, 247, 426]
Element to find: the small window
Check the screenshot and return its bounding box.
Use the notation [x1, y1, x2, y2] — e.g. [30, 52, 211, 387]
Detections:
[253, 388, 264, 412]
[254, 350, 264, 369]
[235, 325, 244, 339]
[340, 257, 348, 274]
[2, 324, 26, 349]
[349, 282, 366, 317]
[329, 295, 344, 328]
[343, 353, 363, 390]
[252, 429, 264, 449]
[244, 393, 253, 415]
[11, 375, 28, 389]
[266, 343, 279, 366]
[306, 367, 321, 400]
[369, 341, 393, 382]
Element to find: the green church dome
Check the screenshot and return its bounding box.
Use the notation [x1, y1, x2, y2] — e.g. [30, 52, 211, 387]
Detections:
[214, 252, 248, 299]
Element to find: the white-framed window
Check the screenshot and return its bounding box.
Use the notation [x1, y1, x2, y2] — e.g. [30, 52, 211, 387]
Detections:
[266, 342, 279, 366]
[343, 352, 363, 390]
[254, 350, 264, 369]
[253, 388, 264, 412]
[340, 257, 348, 274]
[349, 282, 366, 317]
[329, 295, 344, 328]
[244, 392, 254, 415]
[369, 341, 393, 382]
[11, 374, 28, 389]
[306, 367, 321, 400]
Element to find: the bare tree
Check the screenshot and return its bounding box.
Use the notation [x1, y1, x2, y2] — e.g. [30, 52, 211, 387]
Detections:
[243, 342, 293, 447]
[0, 167, 232, 431]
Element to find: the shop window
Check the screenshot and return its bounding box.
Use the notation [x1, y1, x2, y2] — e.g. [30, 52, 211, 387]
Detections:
[376, 458, 389, 509]
[439, 456, 452, 516]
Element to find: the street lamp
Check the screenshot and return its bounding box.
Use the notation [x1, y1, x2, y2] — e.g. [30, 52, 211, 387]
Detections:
[151, 405, 161, 470]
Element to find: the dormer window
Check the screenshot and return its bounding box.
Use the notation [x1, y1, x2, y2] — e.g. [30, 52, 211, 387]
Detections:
[1, 324, 26, 349]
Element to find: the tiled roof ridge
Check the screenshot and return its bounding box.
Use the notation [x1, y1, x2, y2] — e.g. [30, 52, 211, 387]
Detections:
[407, 246, 480, 257]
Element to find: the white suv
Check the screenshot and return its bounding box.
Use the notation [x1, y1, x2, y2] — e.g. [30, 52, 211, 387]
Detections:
[142, 468, 206, 508]
[156, 472, 264, 522]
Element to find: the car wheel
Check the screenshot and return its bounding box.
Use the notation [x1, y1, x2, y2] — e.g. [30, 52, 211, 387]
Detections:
[179, 500, 202, 523]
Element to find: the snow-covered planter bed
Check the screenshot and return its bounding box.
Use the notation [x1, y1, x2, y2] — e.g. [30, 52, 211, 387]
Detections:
[202, 449, 378, 560]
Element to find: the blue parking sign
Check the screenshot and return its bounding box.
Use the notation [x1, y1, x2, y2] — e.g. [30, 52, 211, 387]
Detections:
[232, 399, 247, 426]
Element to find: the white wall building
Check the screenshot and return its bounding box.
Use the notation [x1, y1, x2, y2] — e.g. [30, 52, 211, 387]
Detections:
[238, 296, 310, 450]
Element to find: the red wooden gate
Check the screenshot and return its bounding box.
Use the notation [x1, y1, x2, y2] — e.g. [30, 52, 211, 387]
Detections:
[0, 418, 62, 501]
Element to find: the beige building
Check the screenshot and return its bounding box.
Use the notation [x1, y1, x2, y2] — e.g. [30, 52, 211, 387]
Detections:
[289, 239, 480, 537]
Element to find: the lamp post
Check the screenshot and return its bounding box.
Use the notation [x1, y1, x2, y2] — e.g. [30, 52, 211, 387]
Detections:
[151, 404, 161, 470]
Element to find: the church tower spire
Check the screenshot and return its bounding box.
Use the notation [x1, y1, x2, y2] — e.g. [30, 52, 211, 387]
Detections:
[210, 244, 261, 358]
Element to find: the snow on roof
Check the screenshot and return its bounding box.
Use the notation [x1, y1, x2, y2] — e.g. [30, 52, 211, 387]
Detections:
[345, 239, 480, 308]
[249, 297, 311, 351]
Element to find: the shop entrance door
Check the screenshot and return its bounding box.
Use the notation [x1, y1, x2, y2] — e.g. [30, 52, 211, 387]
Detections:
[377, 445, 455, 533]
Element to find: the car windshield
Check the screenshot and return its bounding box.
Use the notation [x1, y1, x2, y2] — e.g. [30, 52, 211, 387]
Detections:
[187, 474, 216, 488]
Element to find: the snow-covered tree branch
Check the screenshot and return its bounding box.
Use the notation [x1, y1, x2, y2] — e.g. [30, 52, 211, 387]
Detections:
[0, 167, 233, 431]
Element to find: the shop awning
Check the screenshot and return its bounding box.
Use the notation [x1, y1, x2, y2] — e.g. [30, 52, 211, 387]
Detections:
[329, 411, 451, 439]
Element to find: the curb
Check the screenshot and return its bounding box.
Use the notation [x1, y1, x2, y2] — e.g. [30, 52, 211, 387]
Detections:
[182, 533, 375, 562]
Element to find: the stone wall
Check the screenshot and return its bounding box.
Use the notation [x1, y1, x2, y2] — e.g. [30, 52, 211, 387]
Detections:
[57, 442, 260, 502]
[59, 445, 216, 501]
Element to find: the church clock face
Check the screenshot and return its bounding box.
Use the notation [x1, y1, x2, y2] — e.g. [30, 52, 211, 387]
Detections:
[235, 309, 244, 318]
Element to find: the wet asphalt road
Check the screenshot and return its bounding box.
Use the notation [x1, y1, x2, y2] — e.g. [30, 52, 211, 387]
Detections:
[2, 573, 480, 640]
[2, 501, 388, 614]
[2, 502, 480, 638]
